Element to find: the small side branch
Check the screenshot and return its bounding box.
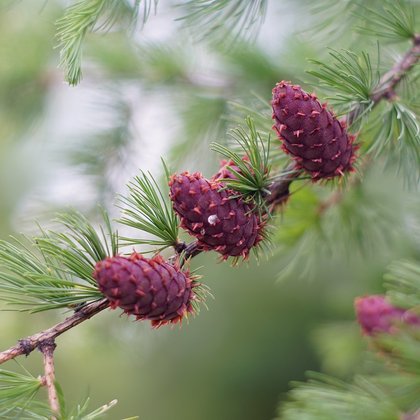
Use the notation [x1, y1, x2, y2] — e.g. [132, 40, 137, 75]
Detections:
[0, 298, 109, 365]
[39, 339, 59, 418]
[183, 241, 204, 259]
[266, 165, 302, 209]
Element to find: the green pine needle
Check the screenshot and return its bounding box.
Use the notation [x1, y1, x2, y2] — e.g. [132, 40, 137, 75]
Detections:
[0, 368, 50, 418]
[66, 397, 120, 420]
[0, 369, 120, 419]
[294, 0, 378, 42]
[227, 96, 272, 136]
[385, 259, 420, 308]
[37, 209, 118, 282]
[251, 224, 273, 264]
[366, 102, 420, 185]
[118, 161, 180, 251]
[177, 0, 267, 47]
[308, 49, 379, 123]
[56, 0, 150, 85]
[356, 0, 417, 41]
[189, 278, 212, 319]
[278, 372, 400, 420]
[274, 178, 404, 281]
[211, 116, 271, 212]
[226, 96, 289, 168]
[376, 331, 420, 377]
[0, 209, 117, 312]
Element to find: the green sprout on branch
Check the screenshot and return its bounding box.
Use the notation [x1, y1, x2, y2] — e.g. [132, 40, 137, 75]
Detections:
[211, 117, 271, 212]
[308, 49, 379, 125]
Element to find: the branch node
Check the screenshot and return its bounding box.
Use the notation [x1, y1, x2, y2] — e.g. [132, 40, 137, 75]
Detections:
[39, 375, 47, 387]
[38, 338, 57, 355]
[174, 241, 187, 254]
[18, 339, 35, 357]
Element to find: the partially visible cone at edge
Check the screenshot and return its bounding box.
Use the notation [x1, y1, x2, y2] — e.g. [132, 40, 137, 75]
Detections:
[211, 156, 249, 182]
[93, 252, 197, 328]
[272, 80, 357, 180]
[169, 171, 263, 259]
[355, 295, 420, 336]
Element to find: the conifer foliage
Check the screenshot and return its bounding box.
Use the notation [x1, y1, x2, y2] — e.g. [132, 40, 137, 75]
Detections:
[0, 0, 418, 418]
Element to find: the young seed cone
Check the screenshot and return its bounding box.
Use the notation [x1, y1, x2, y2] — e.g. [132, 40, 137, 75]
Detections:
[355, 295, 420, 336]
[211, 156, 249, 182]
[272, 80, 357, 180]
[93, 253, 196, 327]
[169, 171, 262, 259]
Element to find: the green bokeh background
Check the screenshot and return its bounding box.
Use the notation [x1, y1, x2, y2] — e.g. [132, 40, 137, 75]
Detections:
[0, 1, 418, 419]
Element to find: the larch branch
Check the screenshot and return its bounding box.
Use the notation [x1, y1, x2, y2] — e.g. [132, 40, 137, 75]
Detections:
[322, 35, 419, 210]
[0, 32, 417, 368]
[371, 34, 420, 103]
[0, 299, 109, 365]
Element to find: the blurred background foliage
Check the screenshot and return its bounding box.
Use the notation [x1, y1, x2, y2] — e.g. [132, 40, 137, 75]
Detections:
[0, 0, 419, 419]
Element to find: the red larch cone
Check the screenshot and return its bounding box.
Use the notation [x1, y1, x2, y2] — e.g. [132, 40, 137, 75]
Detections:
[211, 156, 249, 182]
[93, 252, 196, 328]
[355, 295, 420, 336]
[169, 171, 263, 259]
[272, 80, 357, 180]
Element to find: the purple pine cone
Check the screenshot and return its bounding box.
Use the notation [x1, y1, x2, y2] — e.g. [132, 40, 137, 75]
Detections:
[93, 253, 196, 328]
[272, 80, 357, 180]
[169, 171, 263, 259]
[355, 295, 420, 335]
